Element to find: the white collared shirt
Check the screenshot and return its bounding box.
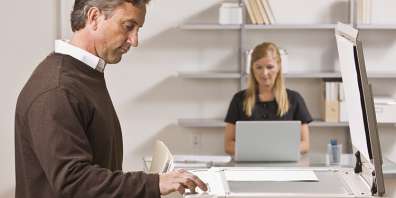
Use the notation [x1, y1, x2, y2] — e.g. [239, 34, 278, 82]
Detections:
[54, 40, 106, 73]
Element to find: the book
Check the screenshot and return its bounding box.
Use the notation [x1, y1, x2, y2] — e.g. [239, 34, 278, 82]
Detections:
[261, 0, 275, 24]
[255, 0, 269, 24]
[249, 0, 264, 24]
[243, 0, 257, 24]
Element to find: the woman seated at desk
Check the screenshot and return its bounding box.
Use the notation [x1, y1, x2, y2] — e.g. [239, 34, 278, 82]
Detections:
[224, 42, 313, 155]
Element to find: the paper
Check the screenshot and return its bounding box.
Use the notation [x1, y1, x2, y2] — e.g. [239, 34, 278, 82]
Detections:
[190, 169, 214, 184]
[174, 155, 231, 164]
[224, 170, 319, 182]
[173, 162, 209, 169]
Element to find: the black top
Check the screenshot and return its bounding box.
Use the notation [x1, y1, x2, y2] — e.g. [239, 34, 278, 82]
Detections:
[225, 89, 313, 124]
[15, 53, 160, 198]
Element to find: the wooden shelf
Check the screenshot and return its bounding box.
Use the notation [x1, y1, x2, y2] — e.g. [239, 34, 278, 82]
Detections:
[178, 72, 241, 79]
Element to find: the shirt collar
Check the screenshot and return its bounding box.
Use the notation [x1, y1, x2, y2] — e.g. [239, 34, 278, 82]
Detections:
[54, 40, 106, 73]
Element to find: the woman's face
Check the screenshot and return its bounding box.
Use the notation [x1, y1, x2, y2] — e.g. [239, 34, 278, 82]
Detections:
[252, 56, 280, 89]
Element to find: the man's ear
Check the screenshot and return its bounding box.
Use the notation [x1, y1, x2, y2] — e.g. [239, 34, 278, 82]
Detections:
[85, 7, 102, 31]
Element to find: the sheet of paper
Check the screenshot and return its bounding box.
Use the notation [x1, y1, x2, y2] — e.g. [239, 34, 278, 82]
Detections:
[224, 170, 319, 182]
[174, 155, 231, 163]
[173, 162, 209, 169]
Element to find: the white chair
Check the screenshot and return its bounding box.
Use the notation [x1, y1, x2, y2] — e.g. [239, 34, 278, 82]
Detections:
[150, 140, 182, 198]
[150, 140, 174, 173]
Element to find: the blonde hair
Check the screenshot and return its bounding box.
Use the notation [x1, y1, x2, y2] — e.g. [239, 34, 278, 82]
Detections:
[243, 42, 289, 117]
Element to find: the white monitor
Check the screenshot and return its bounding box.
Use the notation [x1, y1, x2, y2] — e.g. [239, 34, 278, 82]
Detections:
[335, 23, 385, 196]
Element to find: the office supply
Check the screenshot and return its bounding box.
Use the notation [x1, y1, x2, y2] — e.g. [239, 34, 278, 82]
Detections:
[327, 139, 342, 165]
[235, 121, 300, 162]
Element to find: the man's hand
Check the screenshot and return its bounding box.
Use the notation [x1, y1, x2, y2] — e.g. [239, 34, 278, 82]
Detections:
[159, 169, 208, 195]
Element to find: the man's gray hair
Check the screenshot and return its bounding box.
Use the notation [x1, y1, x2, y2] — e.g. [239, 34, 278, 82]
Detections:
[71, 0, 149, 32]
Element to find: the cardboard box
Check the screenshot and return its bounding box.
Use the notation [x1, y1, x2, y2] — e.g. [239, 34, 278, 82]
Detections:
[324, 100, 340, 122]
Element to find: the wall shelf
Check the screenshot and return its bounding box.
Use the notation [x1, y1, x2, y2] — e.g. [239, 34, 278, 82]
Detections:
[179, 24, 343, 30]
[179, 119, 225, 128]
[284, 72, 341, 79]
[244, 24, 337, 30]
[178, 72, 241, 79]
[357, 24, 396, 30]
[178, 71, 396, 79]
[285, 72, 396, 79]
[180, 23, 241, 30]
[177, 119, 348, 128]
[178, 119, 395, 128]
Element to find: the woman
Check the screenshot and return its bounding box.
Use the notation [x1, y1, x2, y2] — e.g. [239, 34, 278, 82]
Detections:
[224, 42, 312, 155]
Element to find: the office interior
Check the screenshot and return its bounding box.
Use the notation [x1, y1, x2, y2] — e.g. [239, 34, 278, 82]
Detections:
[1, 0, 396, 197]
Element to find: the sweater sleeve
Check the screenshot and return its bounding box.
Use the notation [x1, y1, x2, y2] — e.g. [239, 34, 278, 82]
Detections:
[26, 88, 160, 198]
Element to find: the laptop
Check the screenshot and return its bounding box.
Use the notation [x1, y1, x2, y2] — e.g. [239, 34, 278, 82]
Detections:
[235, 121, 301, 162]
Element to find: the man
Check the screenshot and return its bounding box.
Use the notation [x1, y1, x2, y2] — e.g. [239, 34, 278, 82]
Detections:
[14, 0, 207, 197]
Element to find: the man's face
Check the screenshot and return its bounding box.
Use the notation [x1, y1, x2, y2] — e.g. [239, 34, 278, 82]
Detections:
[94, 3, 146, 64]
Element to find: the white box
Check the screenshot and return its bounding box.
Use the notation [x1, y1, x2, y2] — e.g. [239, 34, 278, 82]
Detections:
[374, 97, 396, 123]
[219, 3, 243, 25]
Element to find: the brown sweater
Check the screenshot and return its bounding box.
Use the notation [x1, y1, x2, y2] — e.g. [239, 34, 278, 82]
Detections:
[15, 53, 160, 198]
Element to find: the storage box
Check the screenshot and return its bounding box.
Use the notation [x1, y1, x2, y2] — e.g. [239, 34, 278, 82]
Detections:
[374, 97, 396, 123]
[219, 3, 243, 25]
[324, 100, 340, 122]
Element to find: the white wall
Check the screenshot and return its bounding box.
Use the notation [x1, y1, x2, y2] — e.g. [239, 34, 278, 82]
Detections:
[0, 0, 57, 197]
[1, 0, 396, 197]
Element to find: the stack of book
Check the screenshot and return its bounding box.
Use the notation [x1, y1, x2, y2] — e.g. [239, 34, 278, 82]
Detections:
[356, 0, 372, 24]
[243, 0, 275, 25]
